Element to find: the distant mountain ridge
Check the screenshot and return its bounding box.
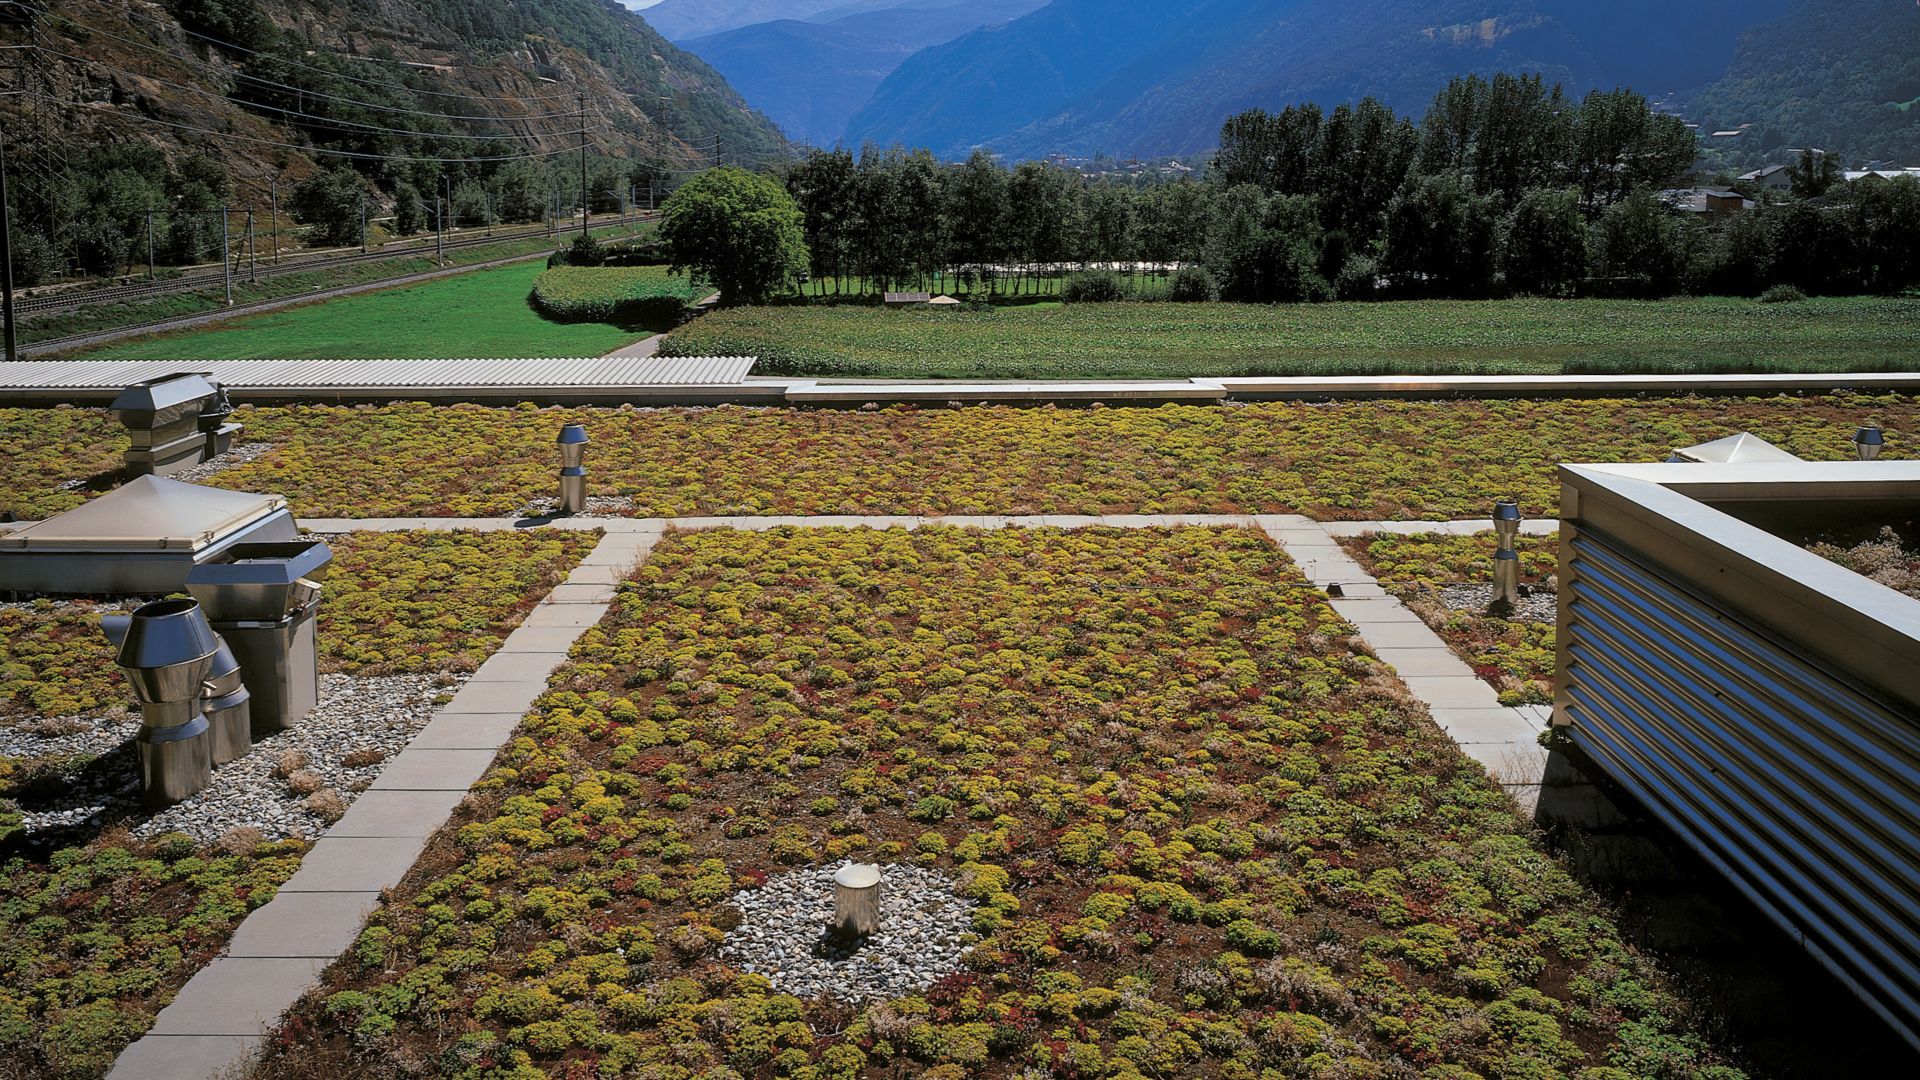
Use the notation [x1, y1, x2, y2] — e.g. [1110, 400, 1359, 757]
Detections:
[843, 0, 1799, 160]
[679, 0, 1047, 145]
[638, 0, 871, 41]
[1690, 0, 1920, 163]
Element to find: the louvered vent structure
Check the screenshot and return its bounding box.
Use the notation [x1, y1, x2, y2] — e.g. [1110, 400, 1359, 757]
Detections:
[1555, 461, 1920, 1052]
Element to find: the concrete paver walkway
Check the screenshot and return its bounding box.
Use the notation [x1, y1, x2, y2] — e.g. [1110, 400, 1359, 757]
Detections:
[109, 512, 1549, 1078]
[106, 528, 660, 1080]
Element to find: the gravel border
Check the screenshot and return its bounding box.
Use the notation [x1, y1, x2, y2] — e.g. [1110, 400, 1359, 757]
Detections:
[720, 864, 978, 1004]
[1436, 582, 1558, 623]
[13, 672, 457, 843]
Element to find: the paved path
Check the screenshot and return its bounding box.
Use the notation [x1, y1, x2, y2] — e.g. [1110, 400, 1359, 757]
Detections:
[105, 527, 661, 1080]
[106, 512, 1547, 1078]
[602, 334, 664, 359]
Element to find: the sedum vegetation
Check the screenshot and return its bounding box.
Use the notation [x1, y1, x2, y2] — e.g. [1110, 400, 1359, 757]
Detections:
[1341, 534, 1561, 707]
[259, 526, 1740, 1079]
[5, 396, 1909, 522]
[207, 394, 1912, 519]
[0, 530, 599, 722]
[0, 530, 596, 1077]
[2, 396, 1912, 522]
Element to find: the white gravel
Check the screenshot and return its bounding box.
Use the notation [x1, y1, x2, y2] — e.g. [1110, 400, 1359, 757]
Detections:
[515, 494, 636, 519]
[720, 864, 978, 1004]
[13, 672, 457, 843]
[1437, 582, 1558, 623]
[169, 442, 276, 483]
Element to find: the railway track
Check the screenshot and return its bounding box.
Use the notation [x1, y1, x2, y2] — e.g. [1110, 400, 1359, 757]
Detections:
[13, 213, 656, 318]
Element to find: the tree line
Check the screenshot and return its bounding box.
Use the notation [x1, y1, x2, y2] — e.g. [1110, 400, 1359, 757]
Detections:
[777, 73, 1920, 303]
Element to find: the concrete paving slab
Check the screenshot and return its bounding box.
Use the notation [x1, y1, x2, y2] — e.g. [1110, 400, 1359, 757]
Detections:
[226, 891, 380, 958]
[1399, 675, 1504, 710]
[327, 788, 468, 838]
[520, 604, 610, 629]
[1428, 707, 1541, 746]
[145, 957, 328, 1036]
[1371, 647, 1479, 678]
[446, 678, 545, 715]
[369, 748, 499, 791]
[1341, 621, 1449, 649]
[467, 650, 567, 683]
[541, 582, 619, 604]
[278, 836, 430, 893]
[105, 1034, 262, 1080]
[497, 625, 590, 653]
[561, 564, 628, 585]
[407, 711, 525, 749]
[1329, 598, 1427, 625]
[1320, 581, 1388, 598]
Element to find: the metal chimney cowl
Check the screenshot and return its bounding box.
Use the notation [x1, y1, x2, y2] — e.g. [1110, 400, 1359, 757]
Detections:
[115, 598, 220, 804]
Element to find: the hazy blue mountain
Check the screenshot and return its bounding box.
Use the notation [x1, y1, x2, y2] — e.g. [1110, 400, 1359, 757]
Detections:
[844, 0, 1797, 160]
[681, 0, 1047, 145]
[1691, 0, 1920, 162]
[639, 0, 861, 41]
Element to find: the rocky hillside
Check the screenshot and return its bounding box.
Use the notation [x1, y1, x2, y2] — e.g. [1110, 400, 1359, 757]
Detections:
[8, 0, 787, 203]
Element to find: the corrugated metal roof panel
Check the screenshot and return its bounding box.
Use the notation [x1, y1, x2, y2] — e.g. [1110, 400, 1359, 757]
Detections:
[0, 356, 757, 390]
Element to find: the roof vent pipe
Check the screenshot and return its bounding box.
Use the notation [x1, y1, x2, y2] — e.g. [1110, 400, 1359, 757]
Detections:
[558, 424, 590, 515]
[1492, 499, 1522, 549]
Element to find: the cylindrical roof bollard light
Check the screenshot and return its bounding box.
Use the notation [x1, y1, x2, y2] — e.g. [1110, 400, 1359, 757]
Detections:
[1855, 426, 1885, 462]
[1492, 547, 1521, 609]
[832, 863, 883, 941]
[558, 423, 590, 516]
[1492, 499, 1522, 549]
[115, 598, 219, 805]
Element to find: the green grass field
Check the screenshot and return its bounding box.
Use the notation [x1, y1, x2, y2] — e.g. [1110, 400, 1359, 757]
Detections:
[69, 260, 683, 360]
[660, 295, 1920, 379]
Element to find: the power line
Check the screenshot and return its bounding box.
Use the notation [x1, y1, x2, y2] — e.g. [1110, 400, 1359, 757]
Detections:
[22, 11, 583, 123]
[26, 93, 580, 164]
[33, 48, 570, 143]
[13, 1, 576, 104]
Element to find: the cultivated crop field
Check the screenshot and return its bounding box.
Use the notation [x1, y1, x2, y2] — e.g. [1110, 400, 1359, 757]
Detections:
[1341, 533, 1562, 706]
[0, 530, 595, 1078]
[0, 394, 1903, 522]
[257, 526, 1740, 1079]
[659, 296, 1920, 379]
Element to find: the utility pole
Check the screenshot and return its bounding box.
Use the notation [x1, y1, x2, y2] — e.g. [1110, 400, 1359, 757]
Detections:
[483, 191, 492, 237]
[0, 123, 16, 365]
[434, 196, 445, 265]
[145, 210, 155, 280]
[269, 177, 279, 265]
[246, 210, 256, 284]
[360, 202, 368, 255]
[220, 210, 232, 306]
[578, 90, 589, 238]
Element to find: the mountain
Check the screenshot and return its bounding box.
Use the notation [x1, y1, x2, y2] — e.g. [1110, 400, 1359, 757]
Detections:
[844, 0, 1799, 161]
[1690, 0, 1920, 164]
[681, 0, 1046, 145]
[637, 0, 865, 42]
[12, 0, 786, 202]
